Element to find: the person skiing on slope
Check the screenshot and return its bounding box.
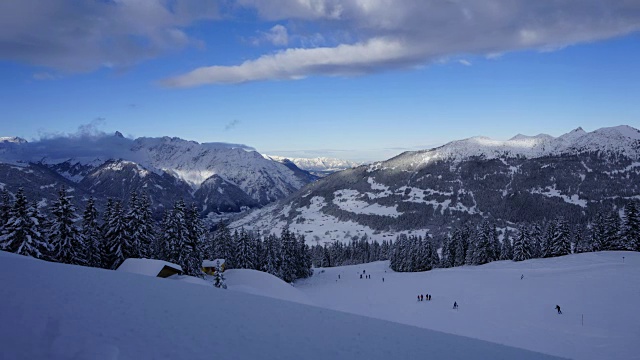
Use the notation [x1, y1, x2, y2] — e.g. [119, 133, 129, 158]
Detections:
[555, 305, 562, 314]
[453, 301, 458, 309]
[521, 274, 524, 280]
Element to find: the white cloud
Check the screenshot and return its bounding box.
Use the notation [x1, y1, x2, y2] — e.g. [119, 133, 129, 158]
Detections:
[458, 60, 472, 67]
[163, 37, 419, 86]
[165, 0, 640, 86]
[0, 0, 219, 72]
[265, 25, 289, 46]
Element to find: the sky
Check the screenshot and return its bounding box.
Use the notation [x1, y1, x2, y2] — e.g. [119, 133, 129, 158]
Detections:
[1, 1, 639, 162]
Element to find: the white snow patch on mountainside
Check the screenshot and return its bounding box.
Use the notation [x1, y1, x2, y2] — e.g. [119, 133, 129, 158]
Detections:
[333, 189, 401, 217]
[264, 154, 359, 172]
[400, 125, 640, 166]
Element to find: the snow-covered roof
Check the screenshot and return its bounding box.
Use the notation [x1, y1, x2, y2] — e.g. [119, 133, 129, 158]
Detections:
[202, 259, 225, 267]
[117, 258, 182, 277]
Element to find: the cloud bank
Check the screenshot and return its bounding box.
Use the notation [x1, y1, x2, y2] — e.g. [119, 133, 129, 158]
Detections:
[1, 0, 639, 83]
[165, 0, 640, 86]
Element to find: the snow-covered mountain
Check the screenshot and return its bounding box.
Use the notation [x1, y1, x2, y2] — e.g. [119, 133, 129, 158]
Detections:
[233, 125, 640, 243]
[0, 133, 315, 216]
[264, 155, 359, 176]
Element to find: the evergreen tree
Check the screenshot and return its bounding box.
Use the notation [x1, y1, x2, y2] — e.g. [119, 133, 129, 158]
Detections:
[513, 226, 532, 262]
[529, 224, 543, 259]
[499, 229, 513, 260]
[125, 192, 156, 259]
[550, 217, 571, 257]
[0, 190, 11, 232]
[213, 259, 227, 289]
[621, 202, 640, 251]
[234, 228, 256, 269]
[603, 212, 621, 250]
[104, 201, 129, 269]
[472, 220, 493, 265]
[440, 234, 455, 268]
[452, 229, 466, 267]
[48, 187, 86, 265]
[1, 189, 50, 259]
[590, 212, 607, 252]
[213, 221, 235, 268]
[262, 233, 281, 277]
[182, 204, 205, 277]
[279, 228, 298, 282]
[541, 221, 556, 258]
[82, 197, 103, 268]
[573, 226, 591, 253]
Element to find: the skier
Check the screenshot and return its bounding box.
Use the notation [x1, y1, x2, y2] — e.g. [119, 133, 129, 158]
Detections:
[421, 294, 424, 301]
[429, 295, 431, 301]
[360, 274, 362, 279]
[521, 274, 524, 280]
[453, 301, 458, 310]
[382, 277, 385, 282]
[417, 295, 420, 302]
[555, 305, 562, 314]
[338, 274, 340, 279]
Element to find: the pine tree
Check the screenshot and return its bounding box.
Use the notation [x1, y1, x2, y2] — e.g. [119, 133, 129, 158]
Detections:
[213, 259, 227, 289]
[213, 221, 235, 268]
[125, 192, 156, 259]
[234, 228, 256, 269]
[621, 202, 640, 251]
[472, 220, 493, 265]
[104, 200, 130, 269]
[541, 221, 556, 258]
[440, 234, 455, 268]
[182, 204, 205, 277]
[1, 189, 50, 259]
[280, 227, 297, 282]
[573, 226, 591, 253]
[262, 233, 281, 277]
[590, 212, 607, 252]
[550, 217, 571, 257]
[0, 190, 11, 232]
[452, 229, 466, 267]
[48, 186, 86, 265]
[603, 212, 621, 250]
[513, 226, 532, 262]
[499, 229, 513, 260]
[529, 224, 543, 258]
[82, 197, 103, 268]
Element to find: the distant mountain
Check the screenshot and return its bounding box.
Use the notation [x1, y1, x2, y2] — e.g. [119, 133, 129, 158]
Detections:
[233, 125, 640, 244]
[264, 155, 359, 177]
[0, 133, 316, 217]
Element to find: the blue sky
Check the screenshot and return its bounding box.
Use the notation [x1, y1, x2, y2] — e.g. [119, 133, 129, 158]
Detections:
[1, 1, 639, 162]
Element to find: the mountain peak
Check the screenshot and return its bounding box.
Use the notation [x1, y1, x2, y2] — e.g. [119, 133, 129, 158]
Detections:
[0, 136, 28, 144]
[114, 131, 124, 138]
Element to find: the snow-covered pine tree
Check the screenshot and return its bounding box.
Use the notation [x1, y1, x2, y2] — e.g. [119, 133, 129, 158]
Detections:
[48, 186, 86, 265]
[429, 237, 440, 267]
[499, 229, 513, 260]
[213, 221, 234, 269]
[527, 224, 542, 258]
[440, 234, 455, 268]
[603, 212, 621, 250]
[213, 259, 226, 289]
[104, 200, 130, 269]
[621, 202, 640, 251]
[295, 234, 313, 279]
[452, 229, 466, 267]
[82, 197, 103, 268]
[262, 233, 281, 277]
[160, 200, 189, 265]
[550, 217, 571, 257]
[573, 226, 591, 253]
[0, 189, 50, 259]
[0, 190, 11, 232]
[512, 225, 532, 262]
[590, 212, 607, 252]
[489, 224, 500, 262]
[234, 228, 256, 269]
[182, 203, 205, 278]
[125, 192, 156, 259]
[541, 221, 556, 258]
[279, 227, 297, 283]
[472, 220, 493, 265]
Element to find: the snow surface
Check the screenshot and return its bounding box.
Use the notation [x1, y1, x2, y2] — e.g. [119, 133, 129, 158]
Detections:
[264, 154, 359, 172]
[224, 268, 315, 306]
[116, 258, 183, 277]
[0, 251, 562, 360]
[295, 251, 640, 360]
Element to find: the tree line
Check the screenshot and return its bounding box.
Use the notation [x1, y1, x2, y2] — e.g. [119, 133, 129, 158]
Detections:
[0, 187, 313, 283]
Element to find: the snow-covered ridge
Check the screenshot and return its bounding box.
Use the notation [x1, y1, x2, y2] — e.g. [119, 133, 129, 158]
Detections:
[401, 125, 640, 166]
[264, 154, 359, 172]
[0, 136, 27, 144]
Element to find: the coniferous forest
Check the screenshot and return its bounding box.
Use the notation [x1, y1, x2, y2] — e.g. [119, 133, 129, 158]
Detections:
[0, 187, 313, 283]
[2, 186, 638, 279]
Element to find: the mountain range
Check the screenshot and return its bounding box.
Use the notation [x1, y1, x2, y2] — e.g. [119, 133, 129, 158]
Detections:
[231, 125, 640, 243]
[0, 133, 315, 217]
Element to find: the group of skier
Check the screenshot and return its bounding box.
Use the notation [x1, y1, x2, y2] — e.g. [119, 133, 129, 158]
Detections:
[417, 294, 432, 302]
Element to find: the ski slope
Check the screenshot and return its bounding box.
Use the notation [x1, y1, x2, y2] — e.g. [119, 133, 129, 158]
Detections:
[296, 251, 640, 360]
[0, 251, 561, 360]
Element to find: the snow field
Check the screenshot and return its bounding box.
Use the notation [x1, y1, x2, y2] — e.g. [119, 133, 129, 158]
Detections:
[296, 251, 640, 360]
[0, 251, 561, 360]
